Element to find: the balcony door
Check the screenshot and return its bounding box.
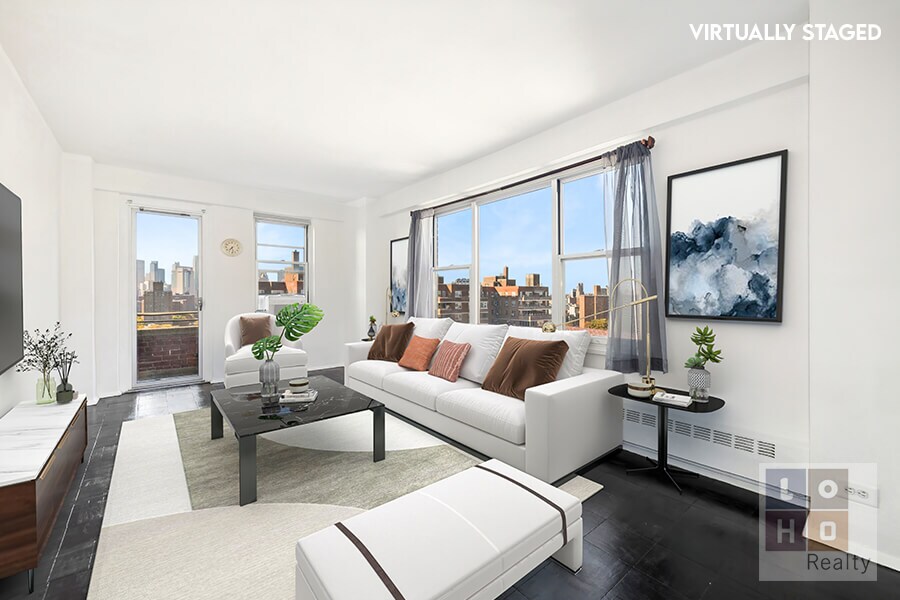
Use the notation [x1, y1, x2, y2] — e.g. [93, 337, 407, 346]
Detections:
[133, 209, 202, 387]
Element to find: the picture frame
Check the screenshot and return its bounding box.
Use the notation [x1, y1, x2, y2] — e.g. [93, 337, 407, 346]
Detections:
[390, 236, 409, 314]
[665, 150, 787, 322]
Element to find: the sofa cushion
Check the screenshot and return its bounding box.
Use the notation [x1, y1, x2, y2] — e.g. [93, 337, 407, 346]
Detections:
[482, 337, 569, 400]
[440, 323, 508, 384]
[239, 314, 272, 347]
[383, 371, 479, 411]
[435, 388, 526, 444]
[347, 360, 408, 389]
[408, 316, 454, 340]
[506, 326, 591, 380]
[428, 340, 471, 382]
[367, 323, 415, 362]
[398, 335, 441, 371]
[224, 344, 307, 375]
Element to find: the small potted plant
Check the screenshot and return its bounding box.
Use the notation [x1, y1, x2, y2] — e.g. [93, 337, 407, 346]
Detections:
[367, 315, 377, 340]
[252, 303, 324, 398]
[55, 347, 79, 404]
[17, 323, 70, 404]
[684, 326, 724, 401]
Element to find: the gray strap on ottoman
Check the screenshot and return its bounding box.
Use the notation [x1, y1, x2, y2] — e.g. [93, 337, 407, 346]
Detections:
[335, 521, 406, 600]
[475, 464, 569, 546]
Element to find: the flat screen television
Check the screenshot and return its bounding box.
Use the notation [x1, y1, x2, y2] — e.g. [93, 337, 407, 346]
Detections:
[0, 183, 23, 376]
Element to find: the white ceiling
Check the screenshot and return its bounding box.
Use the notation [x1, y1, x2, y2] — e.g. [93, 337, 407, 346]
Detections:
[0, 0, 807, 200]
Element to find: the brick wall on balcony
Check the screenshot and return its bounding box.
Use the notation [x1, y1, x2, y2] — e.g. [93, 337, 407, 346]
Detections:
[137, 327, 199, 381]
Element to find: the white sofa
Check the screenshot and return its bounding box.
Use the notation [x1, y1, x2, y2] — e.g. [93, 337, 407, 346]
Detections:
[344, 318, 623, 483]
[224, 312, 308, 388]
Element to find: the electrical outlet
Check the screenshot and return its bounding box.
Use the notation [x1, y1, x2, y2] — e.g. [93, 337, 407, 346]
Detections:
[844, 483, 878, 508]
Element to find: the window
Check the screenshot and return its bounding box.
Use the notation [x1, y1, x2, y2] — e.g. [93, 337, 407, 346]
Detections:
[255, 217, 308, 300]
[434, 208, 472, 322]
[479, 187, 552, 327]
[432, 163, 613, 336]
[559, 172, 613, 336]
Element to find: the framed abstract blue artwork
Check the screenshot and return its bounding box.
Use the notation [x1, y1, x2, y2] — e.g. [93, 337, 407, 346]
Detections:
[390, 236, 408, 314]
[665, 150, 787, 322]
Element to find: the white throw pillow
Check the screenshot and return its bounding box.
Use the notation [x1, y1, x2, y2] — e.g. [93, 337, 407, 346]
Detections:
[441, 323, 508, 384]
[407, 317, 454, 340]
[506, 326, 592, 380]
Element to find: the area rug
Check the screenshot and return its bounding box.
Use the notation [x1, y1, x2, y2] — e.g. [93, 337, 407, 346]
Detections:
[89, 408, 603, 599]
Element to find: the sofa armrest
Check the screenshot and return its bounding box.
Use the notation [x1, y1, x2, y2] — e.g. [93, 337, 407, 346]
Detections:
[344, 341, 374, 371]
[524, 368, 624, 483]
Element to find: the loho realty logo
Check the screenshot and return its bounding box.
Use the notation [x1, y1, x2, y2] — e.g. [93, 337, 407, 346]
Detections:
[758, 464, 878, 582]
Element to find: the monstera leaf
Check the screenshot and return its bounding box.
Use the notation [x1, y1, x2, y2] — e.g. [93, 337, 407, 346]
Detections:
[276, 303, 325, 342]
[252, 335, 283, 361]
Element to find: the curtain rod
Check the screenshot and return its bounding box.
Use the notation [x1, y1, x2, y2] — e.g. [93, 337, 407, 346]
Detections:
[419, 136, 655, 214]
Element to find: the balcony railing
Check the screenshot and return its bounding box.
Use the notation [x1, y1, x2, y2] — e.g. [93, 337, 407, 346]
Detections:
[136, 311, 199, 381]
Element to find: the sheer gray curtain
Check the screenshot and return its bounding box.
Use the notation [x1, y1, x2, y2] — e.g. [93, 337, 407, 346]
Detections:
[406, 208, 435, 318]
[605, 142, 668, 374]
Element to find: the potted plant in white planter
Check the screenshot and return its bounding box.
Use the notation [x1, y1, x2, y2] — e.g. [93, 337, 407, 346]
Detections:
[252, 303, 324, 398]
[684, 326, 724, 401]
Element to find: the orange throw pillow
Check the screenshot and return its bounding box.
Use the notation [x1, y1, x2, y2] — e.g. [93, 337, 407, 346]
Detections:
[481, 337, 569, 400]
[398, 336, 441, 371]
[428, 341, 472, 382]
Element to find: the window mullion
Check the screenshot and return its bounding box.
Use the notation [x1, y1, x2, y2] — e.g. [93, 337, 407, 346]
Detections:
[470, 201, 480, 324]
[551, 178, 563, 326]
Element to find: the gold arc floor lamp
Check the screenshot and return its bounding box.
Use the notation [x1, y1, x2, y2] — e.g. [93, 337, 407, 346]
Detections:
[544, 277, 659, 398]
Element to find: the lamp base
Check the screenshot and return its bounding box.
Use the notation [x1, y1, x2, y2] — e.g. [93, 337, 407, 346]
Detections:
[626, 377, 657, 398]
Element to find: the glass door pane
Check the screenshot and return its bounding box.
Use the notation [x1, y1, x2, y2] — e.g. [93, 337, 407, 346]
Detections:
[135, 211, 201, 384]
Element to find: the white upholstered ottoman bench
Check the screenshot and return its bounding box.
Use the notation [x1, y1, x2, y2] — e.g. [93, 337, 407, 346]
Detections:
[295, 459, 582, 600]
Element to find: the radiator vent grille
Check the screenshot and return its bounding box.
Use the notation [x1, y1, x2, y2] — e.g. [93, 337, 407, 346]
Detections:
[623, 410, 777, 460]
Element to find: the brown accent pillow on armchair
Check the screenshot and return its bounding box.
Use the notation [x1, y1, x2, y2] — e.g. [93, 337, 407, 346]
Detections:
[481, 337, 569, 400]
[240, 314, 273, 347]
[367, 322, 415, 362]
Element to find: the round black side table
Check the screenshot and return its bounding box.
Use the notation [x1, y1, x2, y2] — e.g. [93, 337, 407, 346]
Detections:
[607, 383, 725, 494]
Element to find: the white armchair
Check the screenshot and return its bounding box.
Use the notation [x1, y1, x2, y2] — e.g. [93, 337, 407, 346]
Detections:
[224, 313, 308, 388]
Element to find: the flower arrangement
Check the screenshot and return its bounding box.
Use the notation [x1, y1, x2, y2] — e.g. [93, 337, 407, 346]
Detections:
[16, 323, 73, 401]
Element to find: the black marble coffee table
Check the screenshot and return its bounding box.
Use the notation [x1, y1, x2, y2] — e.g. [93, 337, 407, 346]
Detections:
[210, 375, 385, 505]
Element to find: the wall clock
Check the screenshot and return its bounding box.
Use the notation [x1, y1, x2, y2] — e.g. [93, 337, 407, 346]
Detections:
[221, 238, 242, 257]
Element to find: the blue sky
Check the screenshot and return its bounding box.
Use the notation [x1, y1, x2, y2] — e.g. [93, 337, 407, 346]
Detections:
[135, 212, 199, 286]
[436, 173, 610, 293]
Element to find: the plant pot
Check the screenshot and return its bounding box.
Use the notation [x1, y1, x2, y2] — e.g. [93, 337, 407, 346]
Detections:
[56, 383, 75, 404]
[36, 374, 57, 405]
[367, 323, 377, 340]
[687, 367, 711, 402]
[259, 359, 280, 398]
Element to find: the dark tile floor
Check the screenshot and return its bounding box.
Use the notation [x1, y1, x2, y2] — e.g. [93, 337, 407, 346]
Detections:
[2, 367, 897, 599]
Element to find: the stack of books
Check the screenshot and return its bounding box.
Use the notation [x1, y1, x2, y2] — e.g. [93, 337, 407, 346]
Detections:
[652, 391, 693, 407]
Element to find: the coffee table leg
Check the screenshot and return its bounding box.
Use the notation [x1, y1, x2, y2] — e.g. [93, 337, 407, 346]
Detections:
[372, 405, 385, 462]
[239, 436, 257, 506]
[211, 401, 223, 440]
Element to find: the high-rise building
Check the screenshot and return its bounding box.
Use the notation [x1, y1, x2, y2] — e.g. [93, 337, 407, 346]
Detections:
[136, 259, 145, 290]
[149, 261, 159, 283]
[191, 255, 200, 296]
[141, 281, 173, 313]
[171, 264, 195, 295]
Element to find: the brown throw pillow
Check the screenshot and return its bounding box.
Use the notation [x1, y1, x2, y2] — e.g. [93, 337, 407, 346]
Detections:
[367, 322, 415, 362]
[428, 341, 471, 382]
[398, 336, 441, 371]
[481, 337, 569, 400]
[240, 314, 272, 347]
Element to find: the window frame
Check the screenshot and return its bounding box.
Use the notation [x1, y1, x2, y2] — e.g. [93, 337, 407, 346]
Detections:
[254, 215, 310, 302]
[432, 161, 615, 343]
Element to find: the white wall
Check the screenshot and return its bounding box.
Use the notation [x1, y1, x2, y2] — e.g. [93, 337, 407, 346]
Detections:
[364, 39, 811, 481]
[0, 43, 61, 418]
[86, 164, 358, 398]
[809, 0, 900, 570]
